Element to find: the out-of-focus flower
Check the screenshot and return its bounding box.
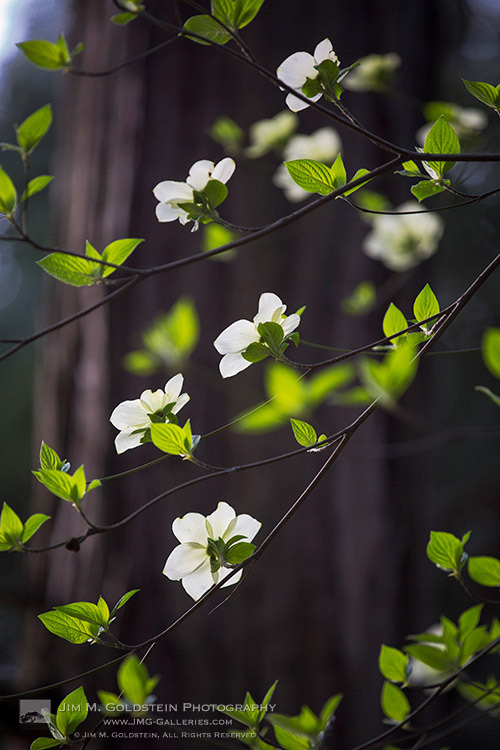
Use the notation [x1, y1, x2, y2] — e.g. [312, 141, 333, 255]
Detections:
[110, 374, 190, 454]
[273, 127, 342, 201]
[362, 201, 444, 272]
[214, 292, 301, 378]
[343, 53, 401, 92]
[153, 158, 235, 230]
[245, 111, 298, 158]
[163, 501, 261, 600]
[277, 38, 339, 112]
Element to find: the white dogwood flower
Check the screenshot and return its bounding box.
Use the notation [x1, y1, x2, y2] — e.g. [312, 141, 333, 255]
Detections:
[153, 158, 235, 230]
[245, 111, 298, 158]
[362, 201, 444, 272]
[110, 373, 190, 454]
[277, 38, 339, 112]
[213, 292, 301, 378]
[273, 126, 342, 201]
[163, 501, 261, 600]
[343, 53, 401, 92]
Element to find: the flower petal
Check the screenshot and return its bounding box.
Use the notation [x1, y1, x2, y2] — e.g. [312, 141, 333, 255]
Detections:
[281, 313, 301, 336]
[277, 51, 316, 88]
[211, 157, 235, 184]
[140, 388, 166, 413]
[172, 512, 209, 544]
[163, 542, 207, 580]
[213, 319, 259, 354]
[171, 392, 190, 415]
[164, 373, 183, 401]
[115, 428, 145, 454]
[181, 558, 214, 600]
[219, 567, 243, 588]
[253, 292, 284, 326]
[153, 180, 194, 203]
[314, 38, 336, 64]
[223, 513, 262, 543]
[186, 160, 214, 191]
[156, 202, 182, 222]
[219, 352, 253, 378]
[110, 399, 148, 430]
[205, 501, 236, 539]
[286, 91, 321, 112]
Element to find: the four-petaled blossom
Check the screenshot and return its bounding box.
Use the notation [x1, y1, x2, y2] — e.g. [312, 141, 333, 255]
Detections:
[273, 127, 342, 201]
[362, 201, 444, 272]
[213, 292, 301, 378]
[153, 158, 235, 231]
[277, 38, 339, 112]
[163, 501, 261, 600]
[110, 373, 190, 454]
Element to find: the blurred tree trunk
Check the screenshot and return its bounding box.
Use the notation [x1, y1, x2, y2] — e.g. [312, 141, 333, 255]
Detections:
[23, 1, 464, 747]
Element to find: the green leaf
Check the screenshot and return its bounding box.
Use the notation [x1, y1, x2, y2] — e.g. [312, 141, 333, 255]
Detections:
[426, 530, 468, 573]
[111, 12, 138, 24]
[272, 726, 310, 750]
[0, 167, 17, 213]
[150, 423, 191, 455]
[405, 644, 453, 672]
[482, 328, 500, 379]
[318, 694, 342, 732]
[458, 605, 483, 640]
[20, 175, 54, 202]
[306, 364, 355, 406]
[257, 321, 284, 355]
[97, 691, 123, 714]
[383, 303, 408, 344]
[30, 739, 63, 749]
[0, 502, 24, 550]
[397, 160, 422, 177]
[110, 589, 140, 618]
[210, 116, 244, 156]
[33, 466, 90, 504]
[330, 153, 347, 188]
[17, 35, 71, 70]
[290, 418, 317, 447]
[258, 681, 278, 723]
[184, 15, 232, 45]
[463, 79, 500, 111]
[285, 159, 335, 195]
[242, 342, 271, 363]
[16, 104, 52, 152]
[475, 385, 500, 407]
[55, 601, 106, 628]
[138, 297, 200, 369]
[38, 610, 97, 644]
[379, 645, 409, 683]
[361, 339, 417, 407]
[39, 441, 64, 470]
[266, 363, 304, 412]
[468, 556, 500, 587]
[413, 284, 440, 328]
[118, 655, 156, 705]
[56, 686, 88, 736]
[203, 179, 228, 209]
[22, 513, 50, 543]
[37, 253, 100, 286]
[343, 167, 372, 196]
[100, 238, 143, 277]
[342, 281, 376, 316]
[233, 0, 266, 28]
[423, 115, 460, 177]
[380, 681, 410, 722]
[411, 180, 446, 202]
[225, 541, 256, 564]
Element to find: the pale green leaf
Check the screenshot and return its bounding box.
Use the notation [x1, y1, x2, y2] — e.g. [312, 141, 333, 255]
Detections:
[56, 686, 88, 735]
[16, 104, 52, 152]
[285, 159, 335, 195]
[468, 556, 500, 587]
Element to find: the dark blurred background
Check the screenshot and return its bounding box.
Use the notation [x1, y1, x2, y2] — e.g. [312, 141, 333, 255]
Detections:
[1, 0, 500, 748]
